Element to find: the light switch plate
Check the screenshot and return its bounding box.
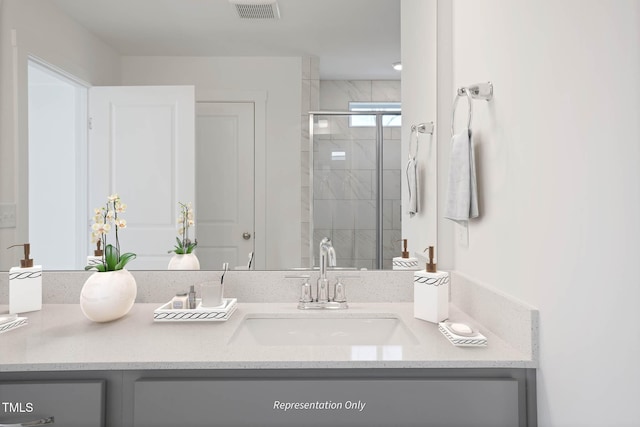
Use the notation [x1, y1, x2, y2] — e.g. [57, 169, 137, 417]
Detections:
[0, 203, 16, 228]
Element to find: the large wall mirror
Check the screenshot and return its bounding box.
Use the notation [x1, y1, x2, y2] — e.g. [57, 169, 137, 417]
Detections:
[0, 0, 436, 272]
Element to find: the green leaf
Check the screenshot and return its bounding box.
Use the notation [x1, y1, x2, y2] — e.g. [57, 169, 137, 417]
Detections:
[185, 239, 198, 254]
[104, 244, 119, 271]
[115, 252, 136, 270]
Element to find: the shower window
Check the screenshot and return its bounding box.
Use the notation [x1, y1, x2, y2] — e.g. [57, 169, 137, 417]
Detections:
[348, 102, 402, 127]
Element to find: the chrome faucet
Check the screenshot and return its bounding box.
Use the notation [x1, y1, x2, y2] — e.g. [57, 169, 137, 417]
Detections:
[289, 237, 348, 310]
[317, 237, 336, 303]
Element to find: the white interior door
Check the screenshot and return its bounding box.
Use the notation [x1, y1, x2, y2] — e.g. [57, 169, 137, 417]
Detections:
[196, 102, 255, 270]
[89, 86, 195, 269]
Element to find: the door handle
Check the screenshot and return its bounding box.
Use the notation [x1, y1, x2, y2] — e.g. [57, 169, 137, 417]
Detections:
[0, 416, 55, 426]
[242, 232, 252, 240]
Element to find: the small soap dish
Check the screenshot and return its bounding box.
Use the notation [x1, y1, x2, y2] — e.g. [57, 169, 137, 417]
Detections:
[438, 322, 487, 347]
[153, 298, 237, 322]
[0, 315, 28, 335]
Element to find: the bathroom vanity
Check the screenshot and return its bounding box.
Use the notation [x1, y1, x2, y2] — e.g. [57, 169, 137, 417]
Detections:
[0, 271, 538, 426]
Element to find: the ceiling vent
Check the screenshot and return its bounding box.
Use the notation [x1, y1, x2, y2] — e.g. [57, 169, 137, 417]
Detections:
[229, 0, 280, 20]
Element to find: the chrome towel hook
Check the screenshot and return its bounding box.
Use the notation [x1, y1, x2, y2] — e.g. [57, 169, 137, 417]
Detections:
[465, 82, 493, 100]
[411, 122, 434, 135]
[409, 122, 434, 159]
[451, 81, 493, 136]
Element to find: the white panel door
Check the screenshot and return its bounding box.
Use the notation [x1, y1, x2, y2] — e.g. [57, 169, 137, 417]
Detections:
[196, 102, 254, 270]
[89, 86, 195, 269]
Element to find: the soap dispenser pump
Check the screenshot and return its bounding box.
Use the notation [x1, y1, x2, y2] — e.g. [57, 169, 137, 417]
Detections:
[392, 239, 420, 270]
[7, 243, 42, 314]
[7, 243, 33, 268]
[426, 245, 437, 272]
[413, 245, 450, 323]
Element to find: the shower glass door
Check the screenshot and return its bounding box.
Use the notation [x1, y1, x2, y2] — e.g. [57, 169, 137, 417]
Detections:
[308, 111, 401, 270]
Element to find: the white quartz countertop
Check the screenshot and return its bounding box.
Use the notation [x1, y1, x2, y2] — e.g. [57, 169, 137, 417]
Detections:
[0, 303, 536, 372]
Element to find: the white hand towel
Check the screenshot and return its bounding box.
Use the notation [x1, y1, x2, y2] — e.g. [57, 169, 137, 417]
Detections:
[406, 157, 418, 217]
[445, 128, 479, 222]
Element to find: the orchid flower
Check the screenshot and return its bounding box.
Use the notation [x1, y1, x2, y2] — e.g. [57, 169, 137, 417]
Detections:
[85, 195, 135, 272]
[169, 202, 198, 254]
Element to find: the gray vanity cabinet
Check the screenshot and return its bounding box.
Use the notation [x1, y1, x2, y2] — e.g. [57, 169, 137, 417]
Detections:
[0, 369, 535, 426]
[133, 378, 519, 427]
[0, 381, 105, 427]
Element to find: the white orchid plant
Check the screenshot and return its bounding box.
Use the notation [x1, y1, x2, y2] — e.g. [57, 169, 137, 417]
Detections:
[168, 202, 197, 255]
[85, 194, 136, 272]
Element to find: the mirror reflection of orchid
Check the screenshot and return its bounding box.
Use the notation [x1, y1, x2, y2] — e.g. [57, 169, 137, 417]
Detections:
[169, 202, 198, 254]
[85, 194, 136, 272]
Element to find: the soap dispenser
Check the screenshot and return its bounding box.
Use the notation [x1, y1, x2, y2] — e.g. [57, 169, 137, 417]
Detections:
[413, 246, 450, 323]
[7, 243, 42, 314]
[392, 239, 420, 270]
[86, 241, 104, 268]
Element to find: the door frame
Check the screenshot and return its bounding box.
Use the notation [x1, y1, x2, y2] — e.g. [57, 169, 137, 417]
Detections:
[196, 90, 267, 270]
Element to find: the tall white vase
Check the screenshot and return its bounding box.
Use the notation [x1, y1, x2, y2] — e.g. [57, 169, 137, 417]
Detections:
[80, 269, 137, 322]
[168, 253, 200, 270]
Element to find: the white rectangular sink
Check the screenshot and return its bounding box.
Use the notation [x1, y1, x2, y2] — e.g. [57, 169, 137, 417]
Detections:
[229, 314, 419, 346]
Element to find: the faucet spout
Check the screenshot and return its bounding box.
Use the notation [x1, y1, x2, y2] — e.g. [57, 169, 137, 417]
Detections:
[318, 237, 336, 303]
[319, 239, 336, 278]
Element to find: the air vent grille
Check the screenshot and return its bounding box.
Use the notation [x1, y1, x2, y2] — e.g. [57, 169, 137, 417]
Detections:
[234, 3, 280, 19]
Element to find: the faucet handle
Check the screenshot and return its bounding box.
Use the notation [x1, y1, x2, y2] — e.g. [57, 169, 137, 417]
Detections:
[333, 277, 347, 303]
[285, 275, 313, 303]
[300, 280, 313, 303]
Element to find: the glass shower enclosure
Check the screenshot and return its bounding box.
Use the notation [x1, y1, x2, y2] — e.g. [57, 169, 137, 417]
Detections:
[307, 111, 402, 270]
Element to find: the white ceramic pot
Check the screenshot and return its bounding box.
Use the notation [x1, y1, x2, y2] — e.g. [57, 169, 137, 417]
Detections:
[168, 253, 200, 270]
[80, 269, 137, 322]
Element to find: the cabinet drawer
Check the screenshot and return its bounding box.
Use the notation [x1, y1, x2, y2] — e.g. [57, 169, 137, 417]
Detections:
[134, 378, 518, 427]
[0, 381, 104, 427]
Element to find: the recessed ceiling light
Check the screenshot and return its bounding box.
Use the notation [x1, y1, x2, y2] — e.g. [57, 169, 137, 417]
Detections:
[392, 62, 402, 71]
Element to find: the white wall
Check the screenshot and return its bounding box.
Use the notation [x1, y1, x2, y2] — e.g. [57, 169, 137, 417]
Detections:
[0, 0, 121, 269]
[448, 1, 640, 425]
[120, 56, 302, 269]
[400, 0, 439, 263]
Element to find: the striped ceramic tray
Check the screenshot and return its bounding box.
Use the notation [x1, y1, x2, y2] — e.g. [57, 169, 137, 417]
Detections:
[0, 315, 28, 334]
[153, 298, 237, 322]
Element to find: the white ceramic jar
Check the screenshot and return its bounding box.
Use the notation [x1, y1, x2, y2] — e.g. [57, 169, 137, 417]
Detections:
[80, 269, 137, 322]
[167, 253, 201, 270]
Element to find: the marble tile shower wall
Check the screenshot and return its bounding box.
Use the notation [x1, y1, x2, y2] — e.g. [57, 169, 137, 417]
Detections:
[311, 80, 402, 269]
[300, 57, 320, 268]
